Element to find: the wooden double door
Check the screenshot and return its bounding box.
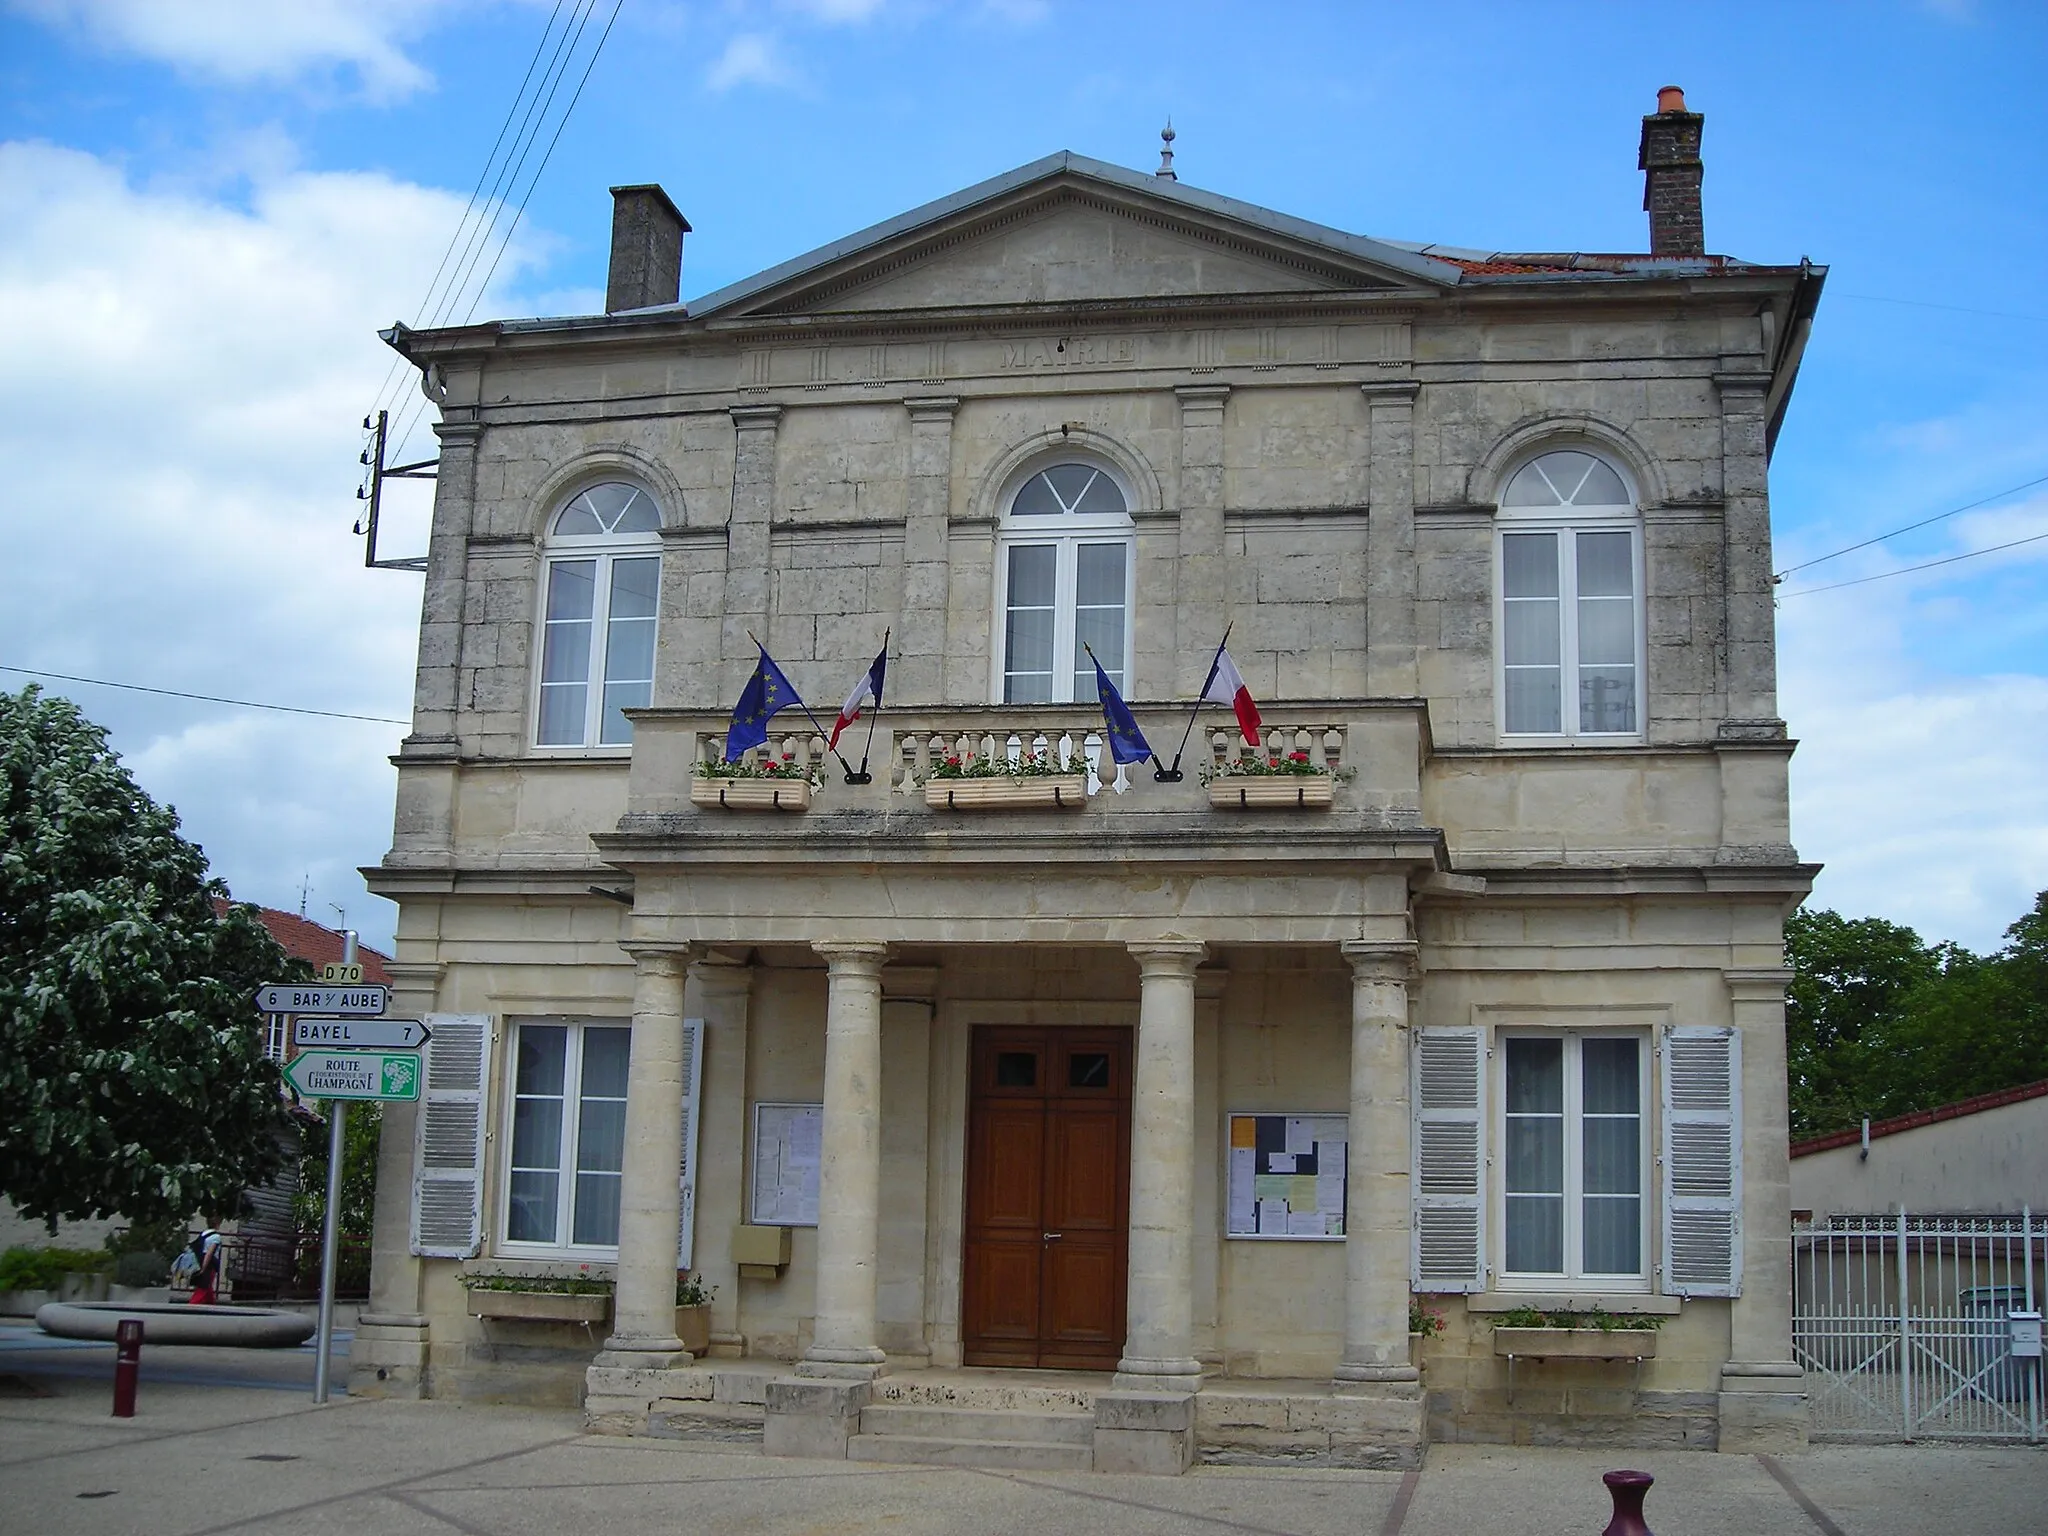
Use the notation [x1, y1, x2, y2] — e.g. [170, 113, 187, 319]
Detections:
[961, 1026, 1131, 1370]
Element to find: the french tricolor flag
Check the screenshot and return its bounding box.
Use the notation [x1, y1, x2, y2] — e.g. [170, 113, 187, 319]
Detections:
[1201, 643, 1263, 746]
[829, 641, 889, 750]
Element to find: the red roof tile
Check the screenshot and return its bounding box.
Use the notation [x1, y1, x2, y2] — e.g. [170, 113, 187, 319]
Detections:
[1789, 1078, 2048, 1158]
[212, 899, 391, 985]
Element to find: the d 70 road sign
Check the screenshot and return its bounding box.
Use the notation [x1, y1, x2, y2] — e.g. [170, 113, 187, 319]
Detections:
[256, 983, 389, 1016]
[285, 1051, 421, 1102]
[292, 1017, 431, 1051]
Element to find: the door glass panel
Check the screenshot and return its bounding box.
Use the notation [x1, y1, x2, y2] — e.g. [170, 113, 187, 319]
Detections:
[995, 1051, 1038, 1088]
[1067, 1052, 1110, 1089]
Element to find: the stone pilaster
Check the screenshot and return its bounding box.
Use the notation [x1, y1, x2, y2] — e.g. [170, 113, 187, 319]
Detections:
[1713, 372, 1783, 735]
[1173, 386, 1230, 696]
[594, 948, 693, 1370]
[686, 954, 753, 1357]
[723, 405, 782, 695]
[799, 941, 890, 1379]
[897, 398, 958, 704]
[1362, 381, 1420, 698]
[1118, 939, 1206, 1391]
[403, 419, 483, 752]
[1718, 966, 1808, 1452]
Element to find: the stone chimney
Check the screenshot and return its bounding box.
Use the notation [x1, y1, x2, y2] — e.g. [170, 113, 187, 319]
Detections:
[1638, 85, 1705, 258]
[605, 184, 689, 313]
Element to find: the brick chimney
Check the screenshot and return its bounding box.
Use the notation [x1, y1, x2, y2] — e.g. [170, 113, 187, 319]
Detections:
[1638, 86, 1705, 258]
[605, 184, 689, 313]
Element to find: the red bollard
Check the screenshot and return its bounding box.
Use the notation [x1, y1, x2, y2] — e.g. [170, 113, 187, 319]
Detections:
[112, 1317, 143, 1418]
[1601, 1470, 1654, 1536]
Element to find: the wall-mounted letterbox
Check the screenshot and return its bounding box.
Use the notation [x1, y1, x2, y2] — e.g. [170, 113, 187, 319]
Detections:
[733, 1224, 792, 1280]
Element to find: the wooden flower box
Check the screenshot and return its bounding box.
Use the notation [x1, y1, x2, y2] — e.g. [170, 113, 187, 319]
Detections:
[925, 775, 1089, 810]
[466, 1289, 612, 1324]
[1208, 776, 1335, 809]
[690, 777, 813, 812]
[1491, 1326, 1658, 1359]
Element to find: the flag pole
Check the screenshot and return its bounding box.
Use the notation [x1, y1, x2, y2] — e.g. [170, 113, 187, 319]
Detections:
[1083, 642, 1170, 781]
[1166, 623, 1231, 780]
[746, 629, 857, 781]
[849, 626, 889, 786]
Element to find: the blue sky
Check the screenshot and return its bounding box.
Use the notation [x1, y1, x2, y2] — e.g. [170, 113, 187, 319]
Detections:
[1, 0, 2043, 954]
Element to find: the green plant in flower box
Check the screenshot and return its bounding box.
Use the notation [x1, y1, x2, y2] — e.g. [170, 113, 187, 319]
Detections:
[695, 750, 820, 785]
[926, 748, 1070, 781]
[1202, 748, 1348, 781]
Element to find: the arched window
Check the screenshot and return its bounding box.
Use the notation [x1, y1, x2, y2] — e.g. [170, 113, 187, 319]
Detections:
[1496, 449, 1642, 739]
[535, 482, 662, 747]
[996, 463, 1134, 703]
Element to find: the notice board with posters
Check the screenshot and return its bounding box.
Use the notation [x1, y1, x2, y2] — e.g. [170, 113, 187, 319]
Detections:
[1225, 1112, 1348, 1240]
[750, 1102, 823, 1227]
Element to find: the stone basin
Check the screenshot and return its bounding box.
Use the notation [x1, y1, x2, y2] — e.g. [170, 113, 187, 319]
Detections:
[36, 1301, 317, 1348]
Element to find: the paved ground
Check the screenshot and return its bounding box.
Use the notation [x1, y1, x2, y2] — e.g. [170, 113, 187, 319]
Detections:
[3, 1324, 2042, 1535]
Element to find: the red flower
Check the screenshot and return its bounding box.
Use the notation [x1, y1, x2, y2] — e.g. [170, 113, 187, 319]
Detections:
[1289, 750, 1309, 763]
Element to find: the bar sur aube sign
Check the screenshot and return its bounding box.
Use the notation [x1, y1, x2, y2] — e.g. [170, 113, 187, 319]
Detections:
[255, 983, 390, 1016]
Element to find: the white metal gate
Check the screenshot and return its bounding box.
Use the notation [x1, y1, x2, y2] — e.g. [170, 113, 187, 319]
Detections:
[1793, 1210, 2044, 1441]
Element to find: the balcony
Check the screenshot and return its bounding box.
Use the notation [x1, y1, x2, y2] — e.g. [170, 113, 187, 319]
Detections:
[601, 703, 1444, 948]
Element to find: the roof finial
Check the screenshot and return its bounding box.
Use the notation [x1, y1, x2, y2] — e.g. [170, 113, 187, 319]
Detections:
[1155, 119, 1177, 181]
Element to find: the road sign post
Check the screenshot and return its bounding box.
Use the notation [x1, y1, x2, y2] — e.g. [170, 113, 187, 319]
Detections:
[285, 1051, 421, 1102]
[256, 983, 390, 1016]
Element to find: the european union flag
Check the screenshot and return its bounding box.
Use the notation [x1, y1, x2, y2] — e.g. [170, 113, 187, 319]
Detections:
[725, 646, 804, 760]
[1092, 655, 1153, 767]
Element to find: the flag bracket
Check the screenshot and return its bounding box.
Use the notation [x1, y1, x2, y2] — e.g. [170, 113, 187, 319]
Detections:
[1152, 765, 1184, 782]
[843, 767, 873, 785]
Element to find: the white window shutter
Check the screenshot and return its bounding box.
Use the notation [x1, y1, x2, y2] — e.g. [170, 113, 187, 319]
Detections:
[1661, 1024, 1742, 1297]
[677, 1018, 704, 1269]
[411, 1013, 493, 1259]
[1412, 1025, 1487, 1292]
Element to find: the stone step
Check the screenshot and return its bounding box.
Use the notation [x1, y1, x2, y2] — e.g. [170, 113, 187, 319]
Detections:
[871, 1379, 1102, 1414]
[859, 1402, 1094, 1446]
[847, 1433, 1093, 1472]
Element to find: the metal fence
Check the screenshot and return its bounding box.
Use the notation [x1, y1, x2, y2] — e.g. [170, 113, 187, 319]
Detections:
[216, 1233, 372, 1301]
[1793, 1210, 2044, 1442]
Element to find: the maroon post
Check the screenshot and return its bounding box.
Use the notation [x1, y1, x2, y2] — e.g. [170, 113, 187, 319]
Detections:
[112, 1317, 143, 1418]
[1601, 1469, 1654, 1536]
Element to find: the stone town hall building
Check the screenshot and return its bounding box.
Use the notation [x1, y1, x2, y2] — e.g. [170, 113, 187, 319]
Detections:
[352, 91, 1824, 1468]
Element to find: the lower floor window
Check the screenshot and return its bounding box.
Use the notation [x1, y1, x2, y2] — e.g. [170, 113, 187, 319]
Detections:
[1502, 1032, 1645, 1282]
[505, 1020, 631, 1250]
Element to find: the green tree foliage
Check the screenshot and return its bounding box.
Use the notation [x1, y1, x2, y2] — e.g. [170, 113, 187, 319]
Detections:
[1786, 892, 2048, 1138]
[0, 685, 302, 1228]
[294, 1099, 382, 1238]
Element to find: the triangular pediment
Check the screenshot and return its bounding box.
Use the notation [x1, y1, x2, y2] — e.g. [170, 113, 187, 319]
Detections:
[688, 155, 1460, 322]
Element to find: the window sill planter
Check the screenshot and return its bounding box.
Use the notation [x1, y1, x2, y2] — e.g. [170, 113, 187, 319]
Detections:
[675, 1304, 711, 1355]
[1491, 1326, 1658, 1359]
[925, 775, 1088, 810]
[1208, 776, 1334, 809]
[467, 1290, 612, 1325]
[691, 777, 813, 812]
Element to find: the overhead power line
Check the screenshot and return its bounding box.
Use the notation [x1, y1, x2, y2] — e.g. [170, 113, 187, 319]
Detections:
[1778, 529, 2048, 598]
[0, 666, 410, 726]
[1835, 292, 2048, 325]
[1775, 472, 2048, 580]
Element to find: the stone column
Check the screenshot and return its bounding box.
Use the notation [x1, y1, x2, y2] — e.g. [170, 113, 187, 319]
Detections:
[723, 405, 781, 694]
[1713, 371, 1783, 733]
[686, 954, 753, 1356]
[1719, 966, 1808, 1452]
[898, 398, 958, 704]
[1118, 940, 1206, 1390]
[1362, 381, 1420, 698]
[799, 941, 890, 1379]
[347, 959, 443, 1399]
[1172, 386, 1230, 696]
[1335, 942, 1422, 1390]
[595, 947, 693, 1369]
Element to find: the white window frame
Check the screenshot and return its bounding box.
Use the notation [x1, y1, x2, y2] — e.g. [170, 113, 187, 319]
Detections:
[531, 482, 663, 752]
[1494, 451, 1645, 745]
[991, 459, 1136, 704]
[1494, 1029, 1652, 1292]
[497, 1017, 633, 1261]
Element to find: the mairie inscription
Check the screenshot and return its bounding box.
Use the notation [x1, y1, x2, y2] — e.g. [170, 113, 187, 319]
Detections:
[999, 335, 1138, 370]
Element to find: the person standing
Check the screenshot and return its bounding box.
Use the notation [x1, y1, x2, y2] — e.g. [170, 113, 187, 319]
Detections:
[187, 1215, 225, 1305]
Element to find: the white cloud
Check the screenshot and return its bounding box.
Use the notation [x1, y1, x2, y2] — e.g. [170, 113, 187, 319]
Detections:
[0, 138, 552, 950]
[705, 31, 797, 92]
[12, 0, 453, 98]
